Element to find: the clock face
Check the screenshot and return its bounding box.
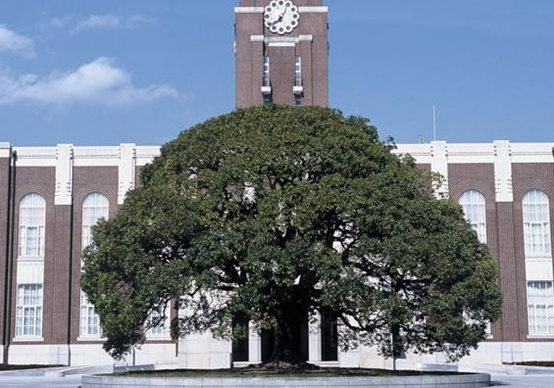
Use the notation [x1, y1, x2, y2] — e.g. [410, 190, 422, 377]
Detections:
[264, 1, 300, 35]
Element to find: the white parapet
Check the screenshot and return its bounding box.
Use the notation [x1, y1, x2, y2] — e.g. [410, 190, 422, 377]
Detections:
[0, 142, 11, 158]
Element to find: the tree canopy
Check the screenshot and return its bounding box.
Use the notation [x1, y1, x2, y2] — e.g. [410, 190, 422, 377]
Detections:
[81, 105, 502, 364]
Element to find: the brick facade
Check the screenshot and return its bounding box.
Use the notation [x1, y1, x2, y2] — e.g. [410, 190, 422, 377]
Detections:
[0, 0, 553, 368]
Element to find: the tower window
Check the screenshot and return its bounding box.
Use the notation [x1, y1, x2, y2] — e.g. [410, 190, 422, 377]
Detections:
[262, 56, 273, 104]
[295, 56, 302, 87]
[263, 56, 270, 88]
[294, 56, 303, 106]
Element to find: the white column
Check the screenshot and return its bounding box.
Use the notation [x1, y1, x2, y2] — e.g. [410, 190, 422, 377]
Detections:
[248, 321, 262, 364]
[494, 140, 513, 203]
[55, 144, 74, 205]
[308, 312, 322, 363]
[430, 141, 449, 199]
[118, 144, 136, 205]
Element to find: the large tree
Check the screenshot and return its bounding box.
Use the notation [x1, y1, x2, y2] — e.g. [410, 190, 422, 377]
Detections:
[81, 105, 501, 365]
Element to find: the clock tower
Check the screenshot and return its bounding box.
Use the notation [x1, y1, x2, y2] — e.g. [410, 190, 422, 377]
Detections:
[235, 0, 329, 108]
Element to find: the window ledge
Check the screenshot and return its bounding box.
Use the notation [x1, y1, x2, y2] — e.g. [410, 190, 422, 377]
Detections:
[525, 255, 553, 260]
[13, 337, 43, 342]
[146, 335, 172, 341]
[77, 336, 104, 342]
[17, 257, 44, 263]
[527, 334, 554, 339]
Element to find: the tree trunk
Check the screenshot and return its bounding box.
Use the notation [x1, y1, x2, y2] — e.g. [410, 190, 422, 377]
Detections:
[269, 315, 299, 364]
[264, 302, 309, 368]
[391, 323, 405, 371]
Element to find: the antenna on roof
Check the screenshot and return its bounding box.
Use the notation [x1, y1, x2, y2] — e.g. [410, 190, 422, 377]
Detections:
[432, 105, 437, 141]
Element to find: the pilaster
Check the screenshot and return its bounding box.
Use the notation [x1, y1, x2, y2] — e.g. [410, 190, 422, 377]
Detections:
[308, 312, 322, 363]
[55, 144, 74, 206]
[118, 144, 136, 205]
[0, 143, 11, 350]
[430, 141, 449, 198]
[494, 141, 513, 203]
[248, 321, 262, 364]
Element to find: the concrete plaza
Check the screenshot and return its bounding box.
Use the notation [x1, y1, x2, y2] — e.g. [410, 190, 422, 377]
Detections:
[0, 374, 552, 388]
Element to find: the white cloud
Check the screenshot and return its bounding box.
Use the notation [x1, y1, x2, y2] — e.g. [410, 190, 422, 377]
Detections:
[0, 57, 179, 106]
[0, 25, 35, 58]
[38, 15, 74, 31]
[71, 14, 157, 34]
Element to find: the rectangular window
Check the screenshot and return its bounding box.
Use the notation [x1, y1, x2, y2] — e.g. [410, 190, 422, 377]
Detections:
[263, 56, 270, 88]
[15, 284, 43, 338]
[263, 93, 273, 105]
[80, 291, 101, 338]
[528, 281, 554, 335]
[19, 225, 45, 258]
[146, 305, 169, 338]
[295, 56, 302, 87]
[525, 222, 551, 254]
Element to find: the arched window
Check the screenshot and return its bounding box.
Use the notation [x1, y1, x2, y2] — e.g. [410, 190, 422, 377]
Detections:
[18, 193, 46, 258]
[80, 193, 109, 338]
[523, 189, 551, 255]
[82, 193, 109, 249]
[459, 190, 487, 243]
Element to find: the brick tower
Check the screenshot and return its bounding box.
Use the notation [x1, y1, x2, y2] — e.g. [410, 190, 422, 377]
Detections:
[235, 0, 329, 108]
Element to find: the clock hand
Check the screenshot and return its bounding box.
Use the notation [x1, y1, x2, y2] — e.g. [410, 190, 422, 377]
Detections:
[266, 5, 287, 26]
[274, 10, 286, 24]
[269, 15, 281, 25]
[267, 14, 279, 25]
[269, 7, 284, 24]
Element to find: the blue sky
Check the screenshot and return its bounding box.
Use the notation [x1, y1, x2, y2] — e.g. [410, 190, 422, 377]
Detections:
[0, 0, 552, 146]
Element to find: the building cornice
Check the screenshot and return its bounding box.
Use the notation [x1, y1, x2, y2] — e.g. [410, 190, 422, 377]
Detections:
[394, 141, 554, 164]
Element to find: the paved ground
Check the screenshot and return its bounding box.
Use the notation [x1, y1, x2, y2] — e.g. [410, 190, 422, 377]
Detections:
[0, 374, 551, 388]
[491, 375, 554, 387]
[0, 375, 82, 387]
